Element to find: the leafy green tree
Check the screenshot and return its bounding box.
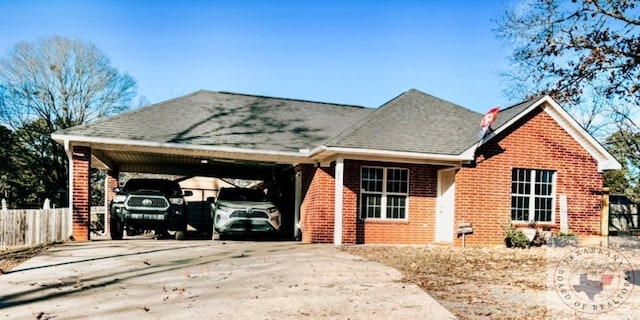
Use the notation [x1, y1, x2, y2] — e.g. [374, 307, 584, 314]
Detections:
[603, 130, 640, 201]
[0, 36, 137, 208]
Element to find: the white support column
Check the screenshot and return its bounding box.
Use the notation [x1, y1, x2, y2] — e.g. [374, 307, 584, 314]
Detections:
[559, 194, 568, 233]
[64, 139, 74, 239]
[104, 171, 110, 237]
[334, 158, 344, 246]
[294, 171, 302, 240]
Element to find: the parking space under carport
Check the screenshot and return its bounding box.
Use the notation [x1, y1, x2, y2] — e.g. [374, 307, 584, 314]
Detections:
[60, 142, 304, 241]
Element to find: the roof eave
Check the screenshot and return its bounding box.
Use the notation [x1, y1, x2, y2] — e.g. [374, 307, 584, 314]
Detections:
[311, 146, 472, 166]
[51, 133, 315, 164]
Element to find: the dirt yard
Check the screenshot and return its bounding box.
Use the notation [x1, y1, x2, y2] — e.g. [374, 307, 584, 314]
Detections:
[342, 245, 548, 320]
[343, 240, 640, 320]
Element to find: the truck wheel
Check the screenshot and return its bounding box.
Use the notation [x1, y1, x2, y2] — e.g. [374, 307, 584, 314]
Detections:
[175, 230, 186, 240]
[110, 219, 123, 240]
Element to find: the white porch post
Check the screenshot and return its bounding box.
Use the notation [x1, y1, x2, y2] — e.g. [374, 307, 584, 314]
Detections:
[64, 139, 74, 239]
[294, 171, 302, 240]
[334, 158, 344, 246]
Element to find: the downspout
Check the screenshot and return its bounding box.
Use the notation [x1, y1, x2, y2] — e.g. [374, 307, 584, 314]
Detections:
[334, 158, 344, 246]
[63, 139, 73, 239]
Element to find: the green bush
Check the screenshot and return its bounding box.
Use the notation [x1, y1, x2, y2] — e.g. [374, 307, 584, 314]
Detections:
[553, 230, 578, 247]
[504, 225, 531, 248]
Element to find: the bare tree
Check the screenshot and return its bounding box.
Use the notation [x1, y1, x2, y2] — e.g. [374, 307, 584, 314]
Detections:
[0, 36, 136, 130]
[495, 0, 640, 137]
[0, 36, 137, 207]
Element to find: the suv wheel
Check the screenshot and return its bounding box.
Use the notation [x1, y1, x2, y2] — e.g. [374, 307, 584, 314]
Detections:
[175, 230, 186, 240]
[110, 219, 123, 240]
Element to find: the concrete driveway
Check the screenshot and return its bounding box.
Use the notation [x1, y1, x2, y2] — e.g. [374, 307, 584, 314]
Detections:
[0, 239, 456, 319]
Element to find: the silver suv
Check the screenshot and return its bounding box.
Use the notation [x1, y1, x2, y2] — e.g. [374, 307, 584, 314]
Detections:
[212, 187, 281, 239]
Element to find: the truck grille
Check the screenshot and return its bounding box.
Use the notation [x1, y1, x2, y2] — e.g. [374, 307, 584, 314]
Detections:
[125, 195, 169, 211]
[230, 210, 269, 219]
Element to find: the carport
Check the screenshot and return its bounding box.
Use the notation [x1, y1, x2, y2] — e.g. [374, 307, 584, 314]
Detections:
[51, 90, 374, 242]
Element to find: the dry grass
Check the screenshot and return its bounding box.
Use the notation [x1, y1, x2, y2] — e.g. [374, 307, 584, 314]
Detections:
[0, 245, 50, 274]
[342, 245, 548, 320]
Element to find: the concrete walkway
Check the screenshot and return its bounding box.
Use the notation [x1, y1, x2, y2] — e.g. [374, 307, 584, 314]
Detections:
[0, 239, 457, 319]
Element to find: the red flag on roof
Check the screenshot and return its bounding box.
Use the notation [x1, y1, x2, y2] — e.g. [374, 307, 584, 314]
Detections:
[479, 107, 500, 138]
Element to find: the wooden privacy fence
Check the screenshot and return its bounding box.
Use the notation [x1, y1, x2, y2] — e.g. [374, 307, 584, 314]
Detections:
[0, 208, 71, 248]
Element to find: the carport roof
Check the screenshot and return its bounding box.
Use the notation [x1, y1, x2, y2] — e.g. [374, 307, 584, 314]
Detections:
[54, 90, 374, 153]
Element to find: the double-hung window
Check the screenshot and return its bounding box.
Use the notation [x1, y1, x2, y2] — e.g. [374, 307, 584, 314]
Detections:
[360, 167, 409, 220]
[511, 168, 555, 223]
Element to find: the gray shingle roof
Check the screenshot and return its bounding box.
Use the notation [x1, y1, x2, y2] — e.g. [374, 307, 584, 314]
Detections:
[490, 96, 540, 130]
[324, 89, 485, 155]
[56, 90, 374, 152]
[55, 88, 543, 158]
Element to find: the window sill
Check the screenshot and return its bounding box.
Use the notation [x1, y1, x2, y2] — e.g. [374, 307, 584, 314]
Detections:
[511, 221, 554, 225]
[361, 218, 409, 224]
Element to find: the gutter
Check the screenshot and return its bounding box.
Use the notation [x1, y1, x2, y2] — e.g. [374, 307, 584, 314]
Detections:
[51, 134, 474, 168]
[309, 146, 473, 162]
[51, 133, 313, 160]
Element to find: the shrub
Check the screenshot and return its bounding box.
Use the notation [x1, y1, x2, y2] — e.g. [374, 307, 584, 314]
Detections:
[504, 224, 531, 248]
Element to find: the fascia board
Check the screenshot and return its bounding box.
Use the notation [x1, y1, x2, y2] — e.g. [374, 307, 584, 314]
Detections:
[314, 146, 472, 164]
[51, 133, 314, 163]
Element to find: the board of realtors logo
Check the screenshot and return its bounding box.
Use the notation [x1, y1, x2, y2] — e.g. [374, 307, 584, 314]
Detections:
[554, 245, 634, 314]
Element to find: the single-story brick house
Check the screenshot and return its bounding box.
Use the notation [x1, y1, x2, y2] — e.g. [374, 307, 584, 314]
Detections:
[52, 89, 620, 246]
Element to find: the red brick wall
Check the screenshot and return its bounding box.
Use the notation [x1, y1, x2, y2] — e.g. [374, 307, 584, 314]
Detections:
[298, 164, 335, 243]
[455, 106, 603, 246]
[298, 161, 439, 245]
[343, 161, 439, 244]
[105, 171, 118, 238]
[71, 146, 91, 241]
[106, 171, 118, 208]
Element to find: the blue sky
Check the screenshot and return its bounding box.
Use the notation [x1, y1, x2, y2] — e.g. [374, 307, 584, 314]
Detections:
[0, 1, 514, 113]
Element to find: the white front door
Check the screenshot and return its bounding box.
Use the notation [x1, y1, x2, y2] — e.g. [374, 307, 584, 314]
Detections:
[435, 169, 456, 242]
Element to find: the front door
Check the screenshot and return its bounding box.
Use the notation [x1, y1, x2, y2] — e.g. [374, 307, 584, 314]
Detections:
[435, 169, 456, 242]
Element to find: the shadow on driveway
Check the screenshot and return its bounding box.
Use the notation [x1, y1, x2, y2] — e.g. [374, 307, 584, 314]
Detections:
[0, 240, 456, 319]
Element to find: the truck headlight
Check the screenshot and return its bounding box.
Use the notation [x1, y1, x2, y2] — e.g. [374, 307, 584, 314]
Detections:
[170, 198, 184, 205]
[113, 195, 127, 203]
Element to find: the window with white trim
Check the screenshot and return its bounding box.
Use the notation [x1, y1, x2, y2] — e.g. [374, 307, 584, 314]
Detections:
[511, 168, 555, 223]
[360, 167, 409, 219]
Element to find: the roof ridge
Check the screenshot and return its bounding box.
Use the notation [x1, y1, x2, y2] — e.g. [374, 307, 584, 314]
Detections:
[326, 89, 483, 145]
[216, 90, 368, 109]
[323, 89, 415, 146]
